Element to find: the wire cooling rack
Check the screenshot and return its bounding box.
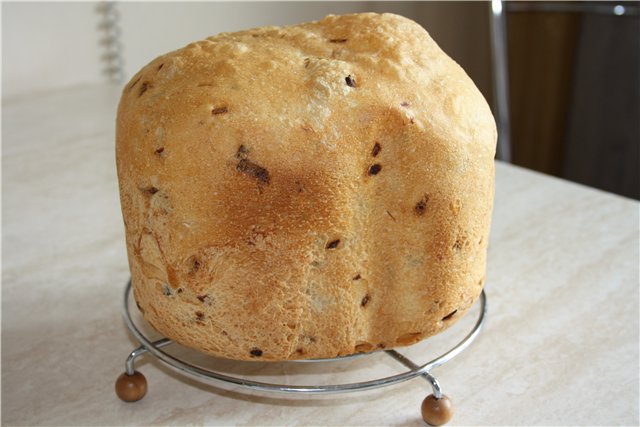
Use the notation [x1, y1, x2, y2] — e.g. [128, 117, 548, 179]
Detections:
[116, 279, 487, 426]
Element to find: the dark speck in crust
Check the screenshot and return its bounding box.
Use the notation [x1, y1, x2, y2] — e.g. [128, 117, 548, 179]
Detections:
[143, 186, 159, 195]
[326, 239, 340, 249]
[212, 106, 228, 115]
[385, 210, 396, 221]
[158, 63, 165, 70]
[329, 38, 348, 43]
[188, 256, 201, 274]
[415, 194, 429, 216]
[372, 142, 381, 157]
[368, 164, 382, 176]
[250, 348, 263, 357]
[237, 159, 270, 184]
[345, 75, 357, 88]
[361, 294, 370, 307]
[139, 82, 150, 97]
[162, 284, 173, 296]
[236, 144, 249, 159]
[400, 101, 410, 107]
[352, 273, 361, 280]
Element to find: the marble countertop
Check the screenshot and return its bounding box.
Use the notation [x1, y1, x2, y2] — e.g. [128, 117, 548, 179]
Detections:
[2, 85, 638, 426]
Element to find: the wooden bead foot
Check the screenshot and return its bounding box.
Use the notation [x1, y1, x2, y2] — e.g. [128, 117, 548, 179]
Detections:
[115, 371, 147, 402]
[421, 394, 453, 426]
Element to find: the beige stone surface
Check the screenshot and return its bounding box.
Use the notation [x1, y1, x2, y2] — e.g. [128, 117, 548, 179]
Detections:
[2, 85, 638, 426]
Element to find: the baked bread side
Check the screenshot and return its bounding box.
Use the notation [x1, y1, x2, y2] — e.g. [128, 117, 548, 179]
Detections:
[116, 13, 496, 361]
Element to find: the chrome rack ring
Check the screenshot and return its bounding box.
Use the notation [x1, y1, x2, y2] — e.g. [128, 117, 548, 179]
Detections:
[115, 279, 487, 426]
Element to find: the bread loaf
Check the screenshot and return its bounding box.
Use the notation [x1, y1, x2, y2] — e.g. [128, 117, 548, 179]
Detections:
[116, 13, 496, 361]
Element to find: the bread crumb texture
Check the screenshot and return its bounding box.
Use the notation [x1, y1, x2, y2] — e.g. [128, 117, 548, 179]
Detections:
[116, 13, 497, 361]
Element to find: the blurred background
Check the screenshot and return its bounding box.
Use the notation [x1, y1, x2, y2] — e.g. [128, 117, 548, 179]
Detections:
[3, 1, 639, 199]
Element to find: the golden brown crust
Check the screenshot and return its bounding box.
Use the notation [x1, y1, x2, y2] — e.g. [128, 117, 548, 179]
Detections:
[116, 13, 496, 361]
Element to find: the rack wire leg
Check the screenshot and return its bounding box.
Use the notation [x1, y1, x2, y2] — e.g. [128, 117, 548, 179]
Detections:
[115, 345, 149, 402]
[115, 338, 173, 402]
[385, 350, 454, 426]
[421, 393, 454, 426]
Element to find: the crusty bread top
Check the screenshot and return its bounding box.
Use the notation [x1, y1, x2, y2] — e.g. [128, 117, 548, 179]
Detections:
[116, 13, 496, 360]
[119, 13, 495, 161]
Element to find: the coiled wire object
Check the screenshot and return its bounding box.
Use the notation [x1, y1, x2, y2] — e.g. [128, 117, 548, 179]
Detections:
[116, 280, 487, 426]
[96, 2, 124, 84]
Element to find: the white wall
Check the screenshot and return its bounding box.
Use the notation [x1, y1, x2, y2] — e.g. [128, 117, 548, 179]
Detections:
[2, 2, 104, 99]
[2, 2, 492, 103]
